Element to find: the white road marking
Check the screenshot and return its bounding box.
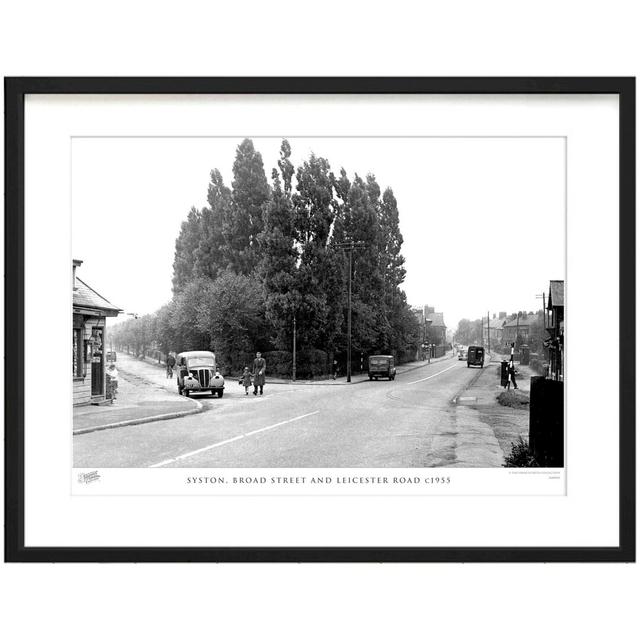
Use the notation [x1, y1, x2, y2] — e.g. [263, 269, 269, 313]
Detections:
[148, 411, 319, 468]
[406, 363, 458, 385]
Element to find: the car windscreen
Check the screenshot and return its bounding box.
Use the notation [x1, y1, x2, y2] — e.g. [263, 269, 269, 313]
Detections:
[187, 356, 214, 367]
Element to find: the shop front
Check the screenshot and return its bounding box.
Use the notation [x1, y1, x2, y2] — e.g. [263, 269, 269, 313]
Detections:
[72, 260, 121, 406]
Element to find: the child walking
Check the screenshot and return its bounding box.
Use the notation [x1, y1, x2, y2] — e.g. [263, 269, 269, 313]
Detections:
[239, 367, 253, 395]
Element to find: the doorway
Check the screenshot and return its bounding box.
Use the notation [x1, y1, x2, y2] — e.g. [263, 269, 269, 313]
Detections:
[90, 327, 105, 396]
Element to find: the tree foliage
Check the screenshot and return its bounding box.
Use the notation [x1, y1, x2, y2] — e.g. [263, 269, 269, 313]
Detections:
[117, 138, 421, 376]
[225, 139, 270, 274]
[454, 318, 484, 345]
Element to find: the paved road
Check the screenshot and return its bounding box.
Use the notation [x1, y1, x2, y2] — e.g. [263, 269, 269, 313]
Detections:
[74, 357, 501, 468]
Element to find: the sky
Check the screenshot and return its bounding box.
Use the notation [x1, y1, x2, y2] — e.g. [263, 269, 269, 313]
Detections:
[72, 136, 565, 331]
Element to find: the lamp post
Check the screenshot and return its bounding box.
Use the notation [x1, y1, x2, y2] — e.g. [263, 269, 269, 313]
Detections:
[423, 317, 432, 363]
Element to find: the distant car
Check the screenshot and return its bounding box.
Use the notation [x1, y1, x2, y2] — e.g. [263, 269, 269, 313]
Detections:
[458, 347, 467, 361]
[368, 355, 396, 380]
[467, 345, 485, 368]
[176, 350, 225, 397]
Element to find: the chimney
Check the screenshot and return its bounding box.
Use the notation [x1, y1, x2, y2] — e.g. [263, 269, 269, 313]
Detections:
[499, 311, 506, 319]
[73, 259, 83, 290]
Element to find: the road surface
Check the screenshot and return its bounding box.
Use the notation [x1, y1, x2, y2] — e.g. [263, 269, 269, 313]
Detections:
[74, 357, 504, 468]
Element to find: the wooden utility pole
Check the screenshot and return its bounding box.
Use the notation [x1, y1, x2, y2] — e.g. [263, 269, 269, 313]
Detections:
[487, 311, 490, 354]
[347, 245, 352, 382]
[292, 313, 297, 382]
[336, 239, 366, 383]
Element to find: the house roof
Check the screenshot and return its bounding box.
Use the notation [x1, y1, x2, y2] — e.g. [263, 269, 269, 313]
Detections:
[73, 277, 121, 316]
[548, 280, 564, 308]
[502, 313, 536, 328]
[488, 317, 505, 329]
[426, 312, 446, 328]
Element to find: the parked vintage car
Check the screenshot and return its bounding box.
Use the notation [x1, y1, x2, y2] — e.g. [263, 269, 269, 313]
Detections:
[176, 350, 225, 397]
[466, 345, 485, 368]
[368, 355, 396, 381]
[457, 347, 467, 361]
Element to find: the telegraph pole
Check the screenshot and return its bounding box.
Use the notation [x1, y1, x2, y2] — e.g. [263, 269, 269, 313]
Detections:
[487, 311, 490, 354]
[336, 239, 366, 383]
[292, 313, 297, 382]
[347, 245, 352, 382]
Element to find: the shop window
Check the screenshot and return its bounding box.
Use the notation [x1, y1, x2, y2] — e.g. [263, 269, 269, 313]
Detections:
[73, 328, 84, 378]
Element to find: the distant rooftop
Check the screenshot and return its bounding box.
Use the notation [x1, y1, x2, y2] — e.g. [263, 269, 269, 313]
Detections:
[426, 312, 446, 328]
[502, 313, 537, 328]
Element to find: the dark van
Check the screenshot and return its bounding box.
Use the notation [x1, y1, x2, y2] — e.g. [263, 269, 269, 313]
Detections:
[368, 355, 396, 380]
[467, 346, 485, 368]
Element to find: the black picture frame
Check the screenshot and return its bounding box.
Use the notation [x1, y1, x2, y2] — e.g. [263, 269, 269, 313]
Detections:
[4, 77, 635, 563]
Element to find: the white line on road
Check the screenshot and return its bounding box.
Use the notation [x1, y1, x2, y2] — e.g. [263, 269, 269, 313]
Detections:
[406, 363, 458, 385]
[148, 411, 319, 468]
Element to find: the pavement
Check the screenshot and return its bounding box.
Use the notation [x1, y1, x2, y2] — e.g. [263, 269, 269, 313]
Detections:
[73, 354, 202, 434]
[452, 357, 534, 461]
[73, 350, 534, 468]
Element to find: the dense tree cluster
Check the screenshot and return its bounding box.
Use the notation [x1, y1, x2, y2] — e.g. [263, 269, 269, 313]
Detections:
[113, 139, 420, 375]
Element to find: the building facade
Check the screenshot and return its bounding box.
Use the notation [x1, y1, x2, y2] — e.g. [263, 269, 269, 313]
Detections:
[502, 312, 536, 345]
[546, 280, 564, 381]
[73, 260, 121, 406]
[486, 312, 507, 346]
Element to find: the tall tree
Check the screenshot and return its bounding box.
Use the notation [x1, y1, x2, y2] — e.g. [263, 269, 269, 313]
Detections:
[278, 138, 295, 195]
[259, 159, 299, 349]
[172, 206, 201, 291]
[194, 169, 232, 280]
[335, 174, 383, 353]
[292, 154, 343, 351]
[378, 186, 407, 351]
[225, 139, 270, 274]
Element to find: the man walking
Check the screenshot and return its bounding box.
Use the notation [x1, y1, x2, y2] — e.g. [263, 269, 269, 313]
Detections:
[507, 342, 518, 390]
[252, 351, 266, 396]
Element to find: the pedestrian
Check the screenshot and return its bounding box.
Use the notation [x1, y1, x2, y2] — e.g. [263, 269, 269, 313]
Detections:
[106, 363, 119, 400]
[238, 367, 253, 395]
[166, 352, 176, 378]
[332, 359, 338, 380]
[252, 351, 266, 395]
[507, 360, 518, 390]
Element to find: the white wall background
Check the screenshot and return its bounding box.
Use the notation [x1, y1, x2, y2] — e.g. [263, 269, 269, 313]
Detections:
[1, 1, 638, 639]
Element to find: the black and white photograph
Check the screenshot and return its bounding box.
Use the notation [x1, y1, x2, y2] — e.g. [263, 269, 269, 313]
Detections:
[71, 133, 565, 476]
